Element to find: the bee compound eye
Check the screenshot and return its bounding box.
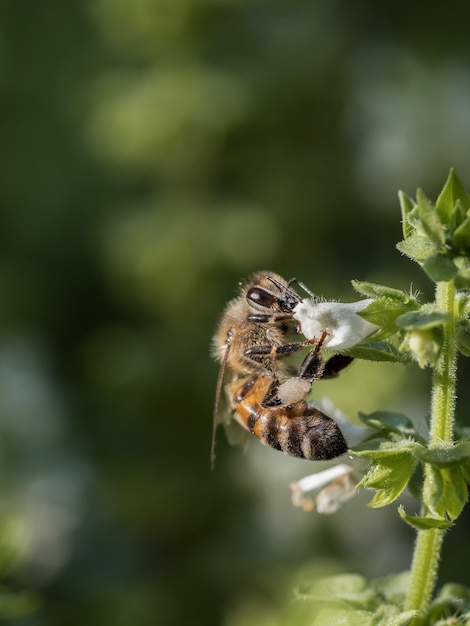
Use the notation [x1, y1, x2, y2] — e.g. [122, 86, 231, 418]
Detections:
[247, 287, 277, 309]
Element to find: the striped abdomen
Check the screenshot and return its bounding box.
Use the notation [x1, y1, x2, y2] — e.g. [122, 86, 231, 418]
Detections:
[230, 375, 347, 461]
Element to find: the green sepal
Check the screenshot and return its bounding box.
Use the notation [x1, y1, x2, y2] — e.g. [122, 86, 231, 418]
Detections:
[344, 341, 409, 363]
[398, 190, 416, 240]
[397, 505, 453, 531]
[435, 168, 470, 227]
[422, 464, 468, 520]
[395, 309, 449, 330]
[452, 208, 470, 250]
[416, 188, 446, 248]
[422, 252, 457, 282]
[426, 583, 470, 625]
[396, 233, 434, 263]
[457, 324, 470, 356]
[454, 256, 470, 290]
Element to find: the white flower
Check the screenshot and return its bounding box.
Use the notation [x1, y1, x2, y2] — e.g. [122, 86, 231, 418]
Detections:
[290, 463, 358, 514]
[293, 298, 378, 350]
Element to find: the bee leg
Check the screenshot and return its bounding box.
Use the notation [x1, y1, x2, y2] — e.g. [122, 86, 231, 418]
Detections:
[297, 343, 326, 383]
[246, 312, 293, 323]
[322, 354, 354, 379]
[244, 338, 314, 360]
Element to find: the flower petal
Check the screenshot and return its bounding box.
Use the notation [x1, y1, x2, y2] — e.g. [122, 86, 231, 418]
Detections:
[293, 298, 378, 350]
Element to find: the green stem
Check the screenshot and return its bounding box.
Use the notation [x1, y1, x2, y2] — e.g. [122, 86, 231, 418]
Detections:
[405, 280, 458, 622]
[429, 281, 458, 445]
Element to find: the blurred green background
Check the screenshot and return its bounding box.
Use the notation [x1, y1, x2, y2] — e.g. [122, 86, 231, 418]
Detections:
[2, 1, 470, 625]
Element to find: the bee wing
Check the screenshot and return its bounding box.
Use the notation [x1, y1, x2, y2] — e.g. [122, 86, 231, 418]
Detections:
[223, 419, 251, 451]
[211, 339, 253, 467]
[211, 340, 233, 468]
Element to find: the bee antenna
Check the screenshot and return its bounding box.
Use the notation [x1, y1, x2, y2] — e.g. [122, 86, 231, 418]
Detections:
[287, 278, 319, 301]
[267, 275, 301, 305]
[211, 330, 233, 469]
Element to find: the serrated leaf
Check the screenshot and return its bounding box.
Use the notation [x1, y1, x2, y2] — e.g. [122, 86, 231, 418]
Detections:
[397, 505, 453, 530]
[351, 281, 415, 302]
[422, 252, 457, 282]
[398, 191, 416, 239]
[367, 488, 403, 509]
[395, 310, 449, 330]
[353, 439, 418, 459]
[435, 169, 470, 226]
[344, 341, 409, 363]
[358, 411, 420, 438]
[358, 451, 417, 508]
[416, 188, 446, 248]
[413, 441, 470, 466]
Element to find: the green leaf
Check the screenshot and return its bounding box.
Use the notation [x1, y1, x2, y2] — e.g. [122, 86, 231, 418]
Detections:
[372, 571, 411, 604]
[344, 341, 409, 363]
[457, 325, 470, 356]
[353, 439, 419, 459]
[395, 310, 449, 330]
[412, 441, 470, 466]
[423, 465, 468, 520]
[422, 252, 457, 282]
[450, 198, 467, 231]
[355, 296, 419, 338]
[357, 450, 418, 508]
[435, 582, 470, 611]
[453, 211, 470, 250]
[351, 281, 416, 303]
[426, 582, 470, 624]
[295, 573, 369, 599]
[396, 232, 434, 263]
[358, 411, 420, 438]
[397, 505, 453, 530]
[456, 291, 470, 317]
[416, 188, 446, 248]
[370, 606, 416, 626]
[454, 256, 470, 290]
[435, 169, 470, 226]
[398, 191, 416, 239]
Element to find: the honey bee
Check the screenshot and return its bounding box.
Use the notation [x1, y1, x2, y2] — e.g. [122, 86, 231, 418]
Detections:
[211, 271, 351, 466]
